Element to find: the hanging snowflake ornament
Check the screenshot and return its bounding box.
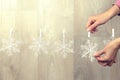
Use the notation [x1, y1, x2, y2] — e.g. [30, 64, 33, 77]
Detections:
[55, 29, 73, 58]
[81, 32, 98, 62]
[29, 29, 48, 56]
[103, 28, 115, 45]
[0, 28, 21, 56]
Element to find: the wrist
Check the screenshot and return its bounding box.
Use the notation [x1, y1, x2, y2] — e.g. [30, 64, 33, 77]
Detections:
[105, 5, 120, 19]
[114, 38, 120, 48]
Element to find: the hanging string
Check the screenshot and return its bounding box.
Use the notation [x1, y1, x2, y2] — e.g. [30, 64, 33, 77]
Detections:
[88, 31, 91, 38]
[112, 28, 115, 39]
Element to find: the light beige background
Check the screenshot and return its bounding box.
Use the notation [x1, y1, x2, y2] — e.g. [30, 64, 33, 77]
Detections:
[0, 0, 73, 80]
[0, 0, 120, 80]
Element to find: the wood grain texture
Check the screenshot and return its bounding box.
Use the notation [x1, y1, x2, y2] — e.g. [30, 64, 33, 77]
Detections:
[0, 0, 73, 80]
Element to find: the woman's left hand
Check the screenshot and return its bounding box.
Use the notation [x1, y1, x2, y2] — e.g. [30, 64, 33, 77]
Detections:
[94, 38, 120, 66]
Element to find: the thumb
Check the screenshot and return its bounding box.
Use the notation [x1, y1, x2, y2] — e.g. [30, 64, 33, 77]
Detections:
[88, 21, 99, 32]
[94, 50, 104, 57]
[97, 56, 109, 62]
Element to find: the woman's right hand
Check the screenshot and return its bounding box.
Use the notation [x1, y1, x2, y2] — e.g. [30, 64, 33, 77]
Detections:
[86, 5, 120, 33]
[86, 12, 110, 33]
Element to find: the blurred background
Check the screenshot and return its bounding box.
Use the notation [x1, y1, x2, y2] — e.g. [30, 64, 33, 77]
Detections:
[0, 0, 120, 80]
[0, 0, 73, 80]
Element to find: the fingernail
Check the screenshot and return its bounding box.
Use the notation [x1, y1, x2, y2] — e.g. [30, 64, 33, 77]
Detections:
[87, 28, 90, 31]
[93, 53, 96, 56]
[93, 53, 97, 57]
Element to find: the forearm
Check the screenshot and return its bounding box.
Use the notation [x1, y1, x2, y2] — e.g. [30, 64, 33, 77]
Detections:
[105, 5, 120, 20]
[114, 38, 120, 48]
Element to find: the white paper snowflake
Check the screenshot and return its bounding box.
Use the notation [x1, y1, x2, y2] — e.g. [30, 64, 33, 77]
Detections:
[0, 28, 21, 56]
[29, 29, 48, 56]
[103, 39, 110, 45]
[81, 39, 98, 62]
[55, 29, 73, 58]
[103, 28, 115, 45]
[55, 40, 73, 58]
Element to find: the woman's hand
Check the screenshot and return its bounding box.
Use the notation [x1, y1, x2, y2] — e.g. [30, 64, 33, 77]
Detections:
[86, 5, 120, 33]
[86, 12, 110, 33]
[94, 38, 120, 66]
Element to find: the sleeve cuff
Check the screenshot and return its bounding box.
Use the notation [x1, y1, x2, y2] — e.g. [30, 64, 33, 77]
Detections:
[115, 0, 120, 8]
[113, 1, 120, 16]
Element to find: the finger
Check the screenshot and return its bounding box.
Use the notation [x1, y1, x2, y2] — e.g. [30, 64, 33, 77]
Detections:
[114, 61, 116, 63]
[94, 50, 104, 57]
[107, 60, 114, 66]
[113, 59, 116, 63]
[88, 21, 99, 32]
[86, 19, 95, 29]
[98, 61, 108, 66]
[91, 30, 95, 33]
[108, 62, 113, 66]
[112, 58, 116, 63]
[90, 27, 98, 33]
[97, 55, 114, 64]
[93, 28, 98, 32]
[91, 29, 96, 33]
[97, 56, 109, 62]
[113, 51, 118, 63]
[106, 51, 117, 66]
[112, 59, 116, 63]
